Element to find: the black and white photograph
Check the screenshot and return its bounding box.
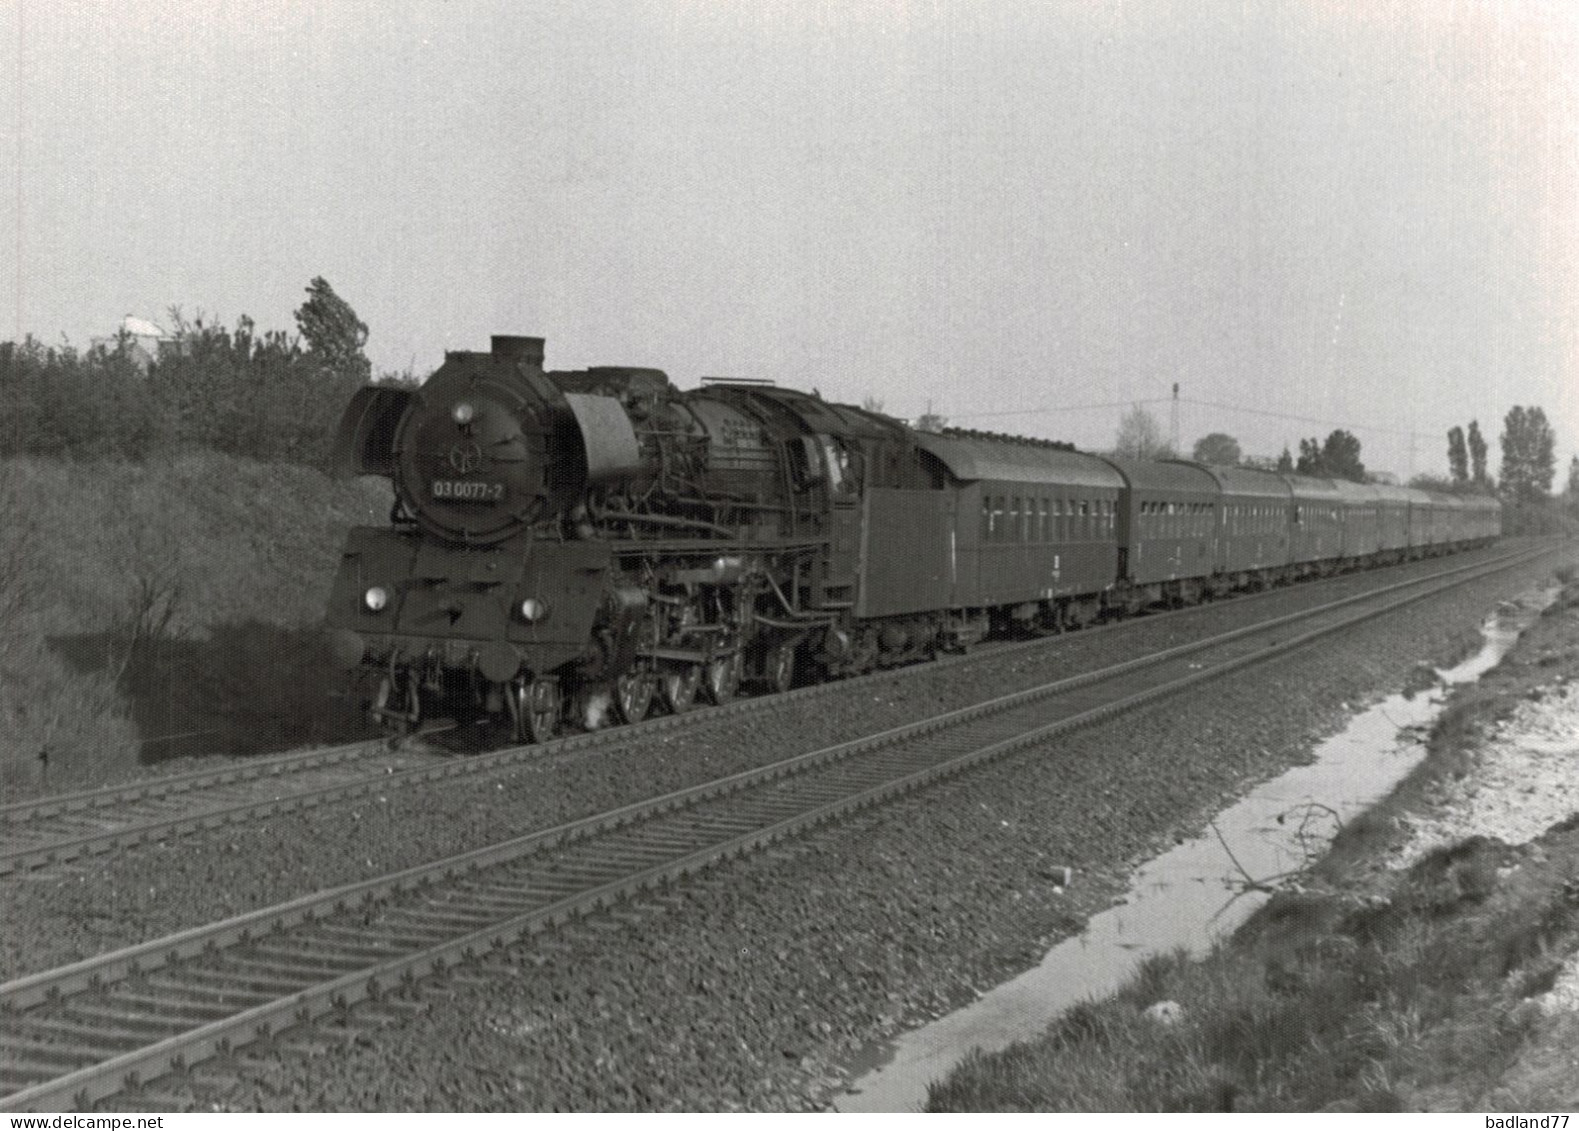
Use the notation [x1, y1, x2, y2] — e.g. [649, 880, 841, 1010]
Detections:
[3, 0, 1578, 1114]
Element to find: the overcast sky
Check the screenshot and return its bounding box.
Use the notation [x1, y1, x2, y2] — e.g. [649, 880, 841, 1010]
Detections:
[4, 1, 1575, 478]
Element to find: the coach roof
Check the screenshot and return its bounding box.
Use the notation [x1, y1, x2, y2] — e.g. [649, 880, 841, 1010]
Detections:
[912, 433, 1124, 489]
[1097, 455, 1220, 497]
[1166, 460, 1291, 500]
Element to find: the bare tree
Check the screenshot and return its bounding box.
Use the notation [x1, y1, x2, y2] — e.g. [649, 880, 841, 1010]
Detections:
[1115, 404, 1172, 459]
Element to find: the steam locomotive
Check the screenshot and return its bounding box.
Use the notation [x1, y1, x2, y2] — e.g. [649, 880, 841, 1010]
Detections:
[325, 335, 1500, 742]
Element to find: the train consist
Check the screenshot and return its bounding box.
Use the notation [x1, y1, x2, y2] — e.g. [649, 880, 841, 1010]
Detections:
[325, 335, 1500, 741]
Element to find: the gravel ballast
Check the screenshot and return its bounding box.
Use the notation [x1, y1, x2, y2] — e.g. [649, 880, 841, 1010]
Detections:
[0, 547, 1523, 982]
[48, 544, 1563, 1112]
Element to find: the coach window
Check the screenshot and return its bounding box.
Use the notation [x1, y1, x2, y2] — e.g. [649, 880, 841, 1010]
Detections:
[982, 496, 992, 541]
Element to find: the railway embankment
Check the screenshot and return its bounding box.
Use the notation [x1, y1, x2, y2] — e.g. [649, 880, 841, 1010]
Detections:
[0, 454, 385, 796]
[928, 561, 1579, 1112]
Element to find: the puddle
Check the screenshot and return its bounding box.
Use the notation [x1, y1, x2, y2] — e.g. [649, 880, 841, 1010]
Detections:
[836, 593, 1552, 1113]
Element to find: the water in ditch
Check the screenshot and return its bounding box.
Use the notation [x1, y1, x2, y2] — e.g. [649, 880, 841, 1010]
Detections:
[836, 593, 1550, 1113]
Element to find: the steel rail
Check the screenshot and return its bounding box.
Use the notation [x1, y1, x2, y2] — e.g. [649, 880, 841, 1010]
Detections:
[0, 544, 1549, 1111]
[0, 545, 1529, 878]
[0, 741, 378, 824]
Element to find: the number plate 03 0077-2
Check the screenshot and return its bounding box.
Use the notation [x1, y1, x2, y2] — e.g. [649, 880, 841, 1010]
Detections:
[431, 480, 505, 503]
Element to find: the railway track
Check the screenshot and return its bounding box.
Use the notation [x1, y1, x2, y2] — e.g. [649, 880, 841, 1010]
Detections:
[0, 741, 444, 877]
[0, 543, 1551, 1111]
[0, 546, 1529, 880]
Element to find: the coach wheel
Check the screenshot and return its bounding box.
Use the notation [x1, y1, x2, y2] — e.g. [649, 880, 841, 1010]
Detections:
[767, 642, 796, 695]
[704, 651, 743, 705]
[614, 667, 655, 724]
[662, 663, 701, 714]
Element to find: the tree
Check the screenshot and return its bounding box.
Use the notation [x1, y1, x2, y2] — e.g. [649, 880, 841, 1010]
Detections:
[1499, 405, 1557, 505]
[1295, 430, 1365, 481]
[1275, 446, 1294, 473]
[1467, 420, 1489, 487]
[1446, 426, 1468, 485]
[913, 399, 947, 433]
[1192, 432, 1241, 465]
[1321, 429, 1366, 482]
[296, 277, 371, 386]
[1568, 456, 1579, 516]
[1295, 437, 1325, 476]
[1115, 404, 1172, 459]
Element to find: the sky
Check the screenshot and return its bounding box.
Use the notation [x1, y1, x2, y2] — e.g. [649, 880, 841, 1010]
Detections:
[4, 0, 1576, 480]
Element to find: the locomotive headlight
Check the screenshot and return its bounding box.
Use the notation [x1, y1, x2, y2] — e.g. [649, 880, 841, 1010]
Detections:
[517, 597, 549, 623]
[452, 401, 477, 426]
[363, 586, 390, 613]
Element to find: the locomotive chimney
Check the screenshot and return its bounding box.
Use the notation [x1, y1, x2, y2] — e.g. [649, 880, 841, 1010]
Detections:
[491, 336, 545, 368]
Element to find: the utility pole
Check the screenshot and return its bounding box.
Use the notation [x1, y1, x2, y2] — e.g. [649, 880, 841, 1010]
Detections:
[1170, 383, 1180, 455]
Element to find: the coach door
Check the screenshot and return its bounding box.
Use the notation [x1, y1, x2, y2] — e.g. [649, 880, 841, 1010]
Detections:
[789, 433, 859, 609]
[821, 435, 859, 608]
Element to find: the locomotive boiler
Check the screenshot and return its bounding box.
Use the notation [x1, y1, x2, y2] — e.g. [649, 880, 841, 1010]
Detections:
[325, 335, 946, 741]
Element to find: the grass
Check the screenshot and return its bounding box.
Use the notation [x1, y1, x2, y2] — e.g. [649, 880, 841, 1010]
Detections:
[926, 833, 1579, 1112]
[1, 453, 388, 795]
